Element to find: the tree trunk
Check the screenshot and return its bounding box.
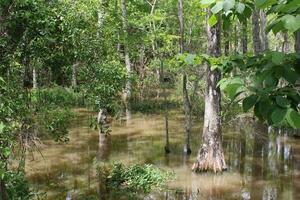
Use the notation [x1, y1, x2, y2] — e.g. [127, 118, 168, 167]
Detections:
[0, 180, 8, 200]
[161, 60, 170, 154]
[224, 30, 230, 56]
[252, 8, 262, 55]
[121, 0, 132, 120]
[32, 66, 37, 89]
[183, 73, 192, 154]
[192, 12, 226, 173]
[259, 10, 268, 51]
[282, 32, 289, 53]
[234, 24, 238, 53]
[241, 21, 248, 54]
[71, 62, 80, 88]
[178, 0, 192, 154]
[295, 30, 300, 52]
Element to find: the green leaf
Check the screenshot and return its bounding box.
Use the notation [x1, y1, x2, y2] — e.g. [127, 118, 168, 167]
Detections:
[268, 20, 285, 34]
[211, 65, 220, 70]
[283, 67, 298, 84]
[264, 74, 278, 87]
[243, 94, 259, 112]
[271, 51, 285, 65]
[255, 0, 276, 8]
[218, 77, 244, 100]
[255, 100, 272, 121]
[275, 96, 290, 108]
[223, 0, 235, 12]
[185, 54, 197, 65]
[287, 109, 300, 128]
[211, 1, 223, 14]
[208, 14, 218, 26]
[3, 147, 10, 158]
[281, 15, 300, 33]
[279, 0, 300, 14]
[271, 107, 287, 124]
[224, 83, 243, 100]
[236, 2, 245, 14]
[201, 0, 216, 5]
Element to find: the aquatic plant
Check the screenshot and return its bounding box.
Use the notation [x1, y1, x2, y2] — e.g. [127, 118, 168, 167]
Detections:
[98, 163, 173, 194]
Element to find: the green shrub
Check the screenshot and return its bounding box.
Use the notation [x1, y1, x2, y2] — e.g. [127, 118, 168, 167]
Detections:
[39, 108, 74, 142]
[100, 163, 173, 194]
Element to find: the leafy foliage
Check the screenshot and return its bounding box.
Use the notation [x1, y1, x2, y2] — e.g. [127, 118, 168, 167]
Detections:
[103, 163, 172, 194]
[217, 52, 300, 128]
[39, 108, 74, 142]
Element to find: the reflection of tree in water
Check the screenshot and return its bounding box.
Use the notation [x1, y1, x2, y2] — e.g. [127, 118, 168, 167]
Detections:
[292, 137, 300, 200]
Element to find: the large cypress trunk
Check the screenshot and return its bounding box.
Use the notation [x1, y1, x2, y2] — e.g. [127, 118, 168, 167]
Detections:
[192, 12, 226, 173]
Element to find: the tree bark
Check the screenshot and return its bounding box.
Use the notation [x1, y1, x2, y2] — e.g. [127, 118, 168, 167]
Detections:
[32, 66, 37, 89]
[224, 30, 230, 56]
[178, 0, 192, 154]
[282, 32, 289, 53]
[0, 180, 8, 200]
[192, 12, 226, 173]
[295, 30, 300, 52]
[252, 8, 262, 55]
[121, 0, 132, 120]
[241, 22, 248, 54]
[234, 24, 238, 53]
[259, 10, 268, 51]
[71, 62, 80, 88]
[160, 60, 170, 154]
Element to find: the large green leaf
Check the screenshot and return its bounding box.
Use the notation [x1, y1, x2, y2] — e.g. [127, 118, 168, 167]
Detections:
[287, 109, 300, 128]
[283, 67, 298, 84]
[268, 20, 285, 34]
[271, 107, 287, 124]
[264, 75, 278, 87]
[236, 2, 245, 14]
[279, 0, 300, 13]
[219, 77, 244, 100]
[224, 83, 243, 100]
[281, 15, 300, 33]
[201, 0, 216, 5]
[275, 96, 290, 108]
[255, 0, 277, 8]
[211, 1, 223, 14]
[208, 14, 218, 26]
[223, 0, 235, 12]
[271, 51, 285, 65]
[243, 94, 259, 112]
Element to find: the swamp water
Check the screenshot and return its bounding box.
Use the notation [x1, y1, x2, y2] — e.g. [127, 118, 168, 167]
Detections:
[26, 109, 300, 200]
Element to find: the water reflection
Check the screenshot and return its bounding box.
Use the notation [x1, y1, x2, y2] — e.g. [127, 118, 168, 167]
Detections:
[26, 110, 300, 200]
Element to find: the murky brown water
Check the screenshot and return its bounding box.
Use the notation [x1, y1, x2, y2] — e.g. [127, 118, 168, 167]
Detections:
[26, 108, 300, 200]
